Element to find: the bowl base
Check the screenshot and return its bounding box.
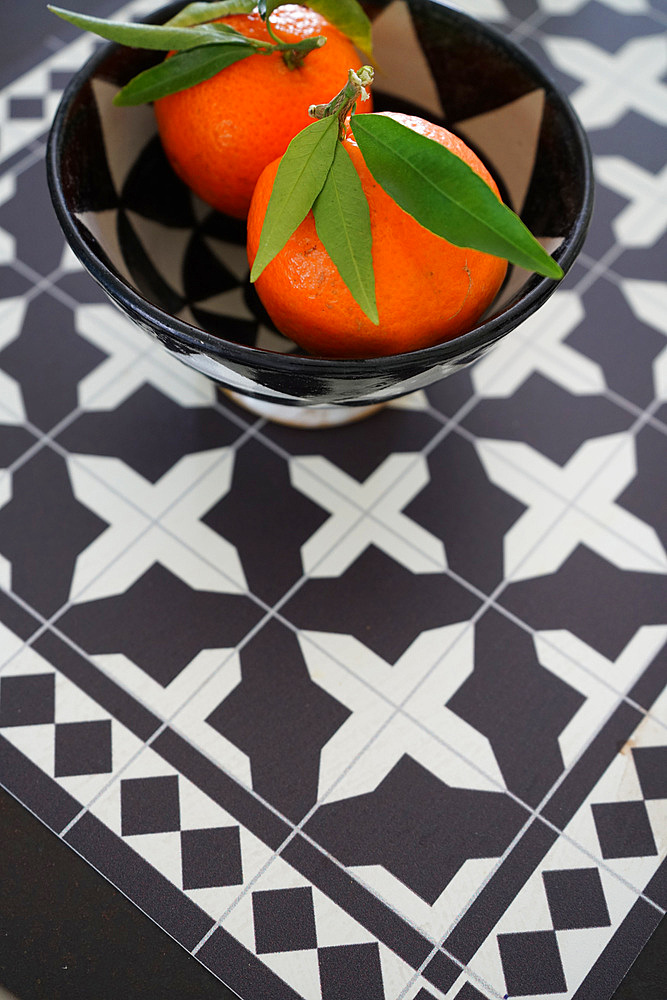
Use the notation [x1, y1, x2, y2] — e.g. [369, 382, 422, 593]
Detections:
[222, 390, 386, 428]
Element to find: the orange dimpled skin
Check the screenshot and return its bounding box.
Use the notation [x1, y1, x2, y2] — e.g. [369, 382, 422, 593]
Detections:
[247, 112, 509, 358]
[153, 6, 373, 218]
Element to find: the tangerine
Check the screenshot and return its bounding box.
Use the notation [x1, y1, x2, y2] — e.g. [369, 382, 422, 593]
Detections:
[247, 112, 508, 358]
[153, 5, 373, 218]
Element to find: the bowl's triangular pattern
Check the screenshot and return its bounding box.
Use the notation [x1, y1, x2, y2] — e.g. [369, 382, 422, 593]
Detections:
[73, 2, 553, 357]
[369, 0, 446, 120]
[51, 0, 592, 405]
[454, 88, 545, 216]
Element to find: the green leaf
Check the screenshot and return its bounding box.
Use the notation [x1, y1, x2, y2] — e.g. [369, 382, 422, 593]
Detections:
[165, 1, 255, 27]
[350, 114, 564, 280]
[312, 142, 378, 324]
[250, 115, 339, 282]
[113, 42, 255, 105]
[48, 5, 251, 51]
[304, 0, 373, 55]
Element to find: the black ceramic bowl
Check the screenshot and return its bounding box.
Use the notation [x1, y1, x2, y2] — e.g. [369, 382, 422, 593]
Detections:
[47, 0, 593, 415]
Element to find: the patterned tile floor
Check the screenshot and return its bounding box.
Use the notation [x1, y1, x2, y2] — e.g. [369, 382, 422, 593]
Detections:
[0, 1, 666, 999]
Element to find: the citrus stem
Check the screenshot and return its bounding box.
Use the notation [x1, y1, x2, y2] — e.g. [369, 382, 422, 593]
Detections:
[261, 10, 326, 69]
[278, 34, 327, 69]
[308, 66, 374, 138]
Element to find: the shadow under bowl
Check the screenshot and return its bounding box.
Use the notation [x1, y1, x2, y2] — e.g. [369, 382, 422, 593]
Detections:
[47, 0, 593, 411]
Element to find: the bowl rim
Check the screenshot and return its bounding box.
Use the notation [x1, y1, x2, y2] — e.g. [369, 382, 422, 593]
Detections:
[46, 0, 594, 376]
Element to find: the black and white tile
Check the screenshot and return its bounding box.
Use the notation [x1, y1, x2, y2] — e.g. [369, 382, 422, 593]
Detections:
[0, 1, 665, 999]
[0, 632, 147, 810]
[463, 690, 667, 998]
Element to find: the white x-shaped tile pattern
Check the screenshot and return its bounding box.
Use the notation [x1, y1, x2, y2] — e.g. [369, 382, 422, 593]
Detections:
[0, 173, 16, 264]
[67, 448, 246, 603]
[300, 624, 502, 806]
[533, 629, 667, 772]
[535, 626, 667, 755]
[0, 619, 28, 673]
[595, 157, 667, 248]
[0, 296, 27, 424]
[0, 469, 11, 594]
[543, 35, 667, 130]
[620, 279, 667, 401]
[471, 291, 605, 398]
[290, 454, 446, 577]
[74, 303, 217, 411]
[164, 649, 254, 790]
[299, 626, 515, 941]
[476, 433, 667, 581]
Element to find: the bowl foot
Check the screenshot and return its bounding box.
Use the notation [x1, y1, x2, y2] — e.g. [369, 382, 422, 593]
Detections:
[222, 390, 386, 428]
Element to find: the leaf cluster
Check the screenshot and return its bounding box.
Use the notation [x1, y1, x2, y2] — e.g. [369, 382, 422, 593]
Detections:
[251, 98, 563, 325]
[251, 111, 378, 321]
[48, 0, 372, 104]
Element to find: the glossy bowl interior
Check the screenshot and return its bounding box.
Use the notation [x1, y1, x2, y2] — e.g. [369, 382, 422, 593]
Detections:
[47, 0, 593, 408]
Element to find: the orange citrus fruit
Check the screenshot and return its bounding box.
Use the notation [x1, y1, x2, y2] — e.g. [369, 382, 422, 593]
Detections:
[153, 5, 373, 218]
[247, 112, 509, 358]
